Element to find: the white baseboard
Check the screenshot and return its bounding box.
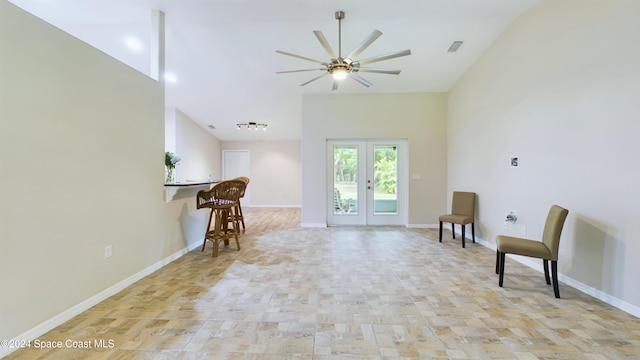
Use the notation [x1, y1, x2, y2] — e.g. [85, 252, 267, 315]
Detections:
[0, 246, 190, 358]
[300, 223, 327, 228]
[564, 277, 640, 317]
[407, 223, 439, 228]
[187, 240, 202, 252]
[245, 205, 301, 208]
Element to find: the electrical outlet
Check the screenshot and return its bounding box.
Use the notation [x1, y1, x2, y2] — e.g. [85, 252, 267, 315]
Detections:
[104, 245, 112, 259]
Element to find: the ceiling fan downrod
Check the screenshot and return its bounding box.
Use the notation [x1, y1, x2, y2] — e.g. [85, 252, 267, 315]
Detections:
[335, 11, 344, 60]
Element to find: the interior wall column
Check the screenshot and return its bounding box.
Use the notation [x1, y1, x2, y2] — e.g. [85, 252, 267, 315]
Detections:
[150, 10, 165, 82]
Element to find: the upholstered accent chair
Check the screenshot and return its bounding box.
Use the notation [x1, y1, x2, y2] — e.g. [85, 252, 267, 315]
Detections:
[495, 205, 569, 298]
[439, 191, 476, 248]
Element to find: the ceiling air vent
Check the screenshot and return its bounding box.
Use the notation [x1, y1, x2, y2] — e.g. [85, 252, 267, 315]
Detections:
[447, 41, 463, 53]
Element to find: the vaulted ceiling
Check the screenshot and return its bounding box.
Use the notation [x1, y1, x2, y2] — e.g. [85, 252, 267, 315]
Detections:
[9, 0, 541, 140]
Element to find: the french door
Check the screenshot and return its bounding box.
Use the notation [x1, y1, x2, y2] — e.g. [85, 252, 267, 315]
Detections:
[327, 139, 407, 226]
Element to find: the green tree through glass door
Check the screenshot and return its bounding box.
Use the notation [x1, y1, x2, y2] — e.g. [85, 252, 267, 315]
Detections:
[373, 145, 397, 213]
[333, 146, 358, 214]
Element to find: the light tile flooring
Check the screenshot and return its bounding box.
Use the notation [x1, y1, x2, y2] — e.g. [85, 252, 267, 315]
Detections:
[5, 208, 640, 359]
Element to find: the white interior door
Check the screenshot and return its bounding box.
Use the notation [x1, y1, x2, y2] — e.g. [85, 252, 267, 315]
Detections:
[327, 139, 407, 226]
[223, 150, 250, 205]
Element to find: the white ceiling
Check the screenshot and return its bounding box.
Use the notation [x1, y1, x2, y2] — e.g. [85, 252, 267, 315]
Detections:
[9, 0, 541, 141]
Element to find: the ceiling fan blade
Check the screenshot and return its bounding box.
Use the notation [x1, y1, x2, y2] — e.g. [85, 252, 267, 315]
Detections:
[347, 73, 372, 88]
[355, 49, 411, 66]
[276, 68, 325, 74]
[353, 68, 402, 75]
[275, 50, 328, 66]
[300, 72, 329, 86]
[313, 31, 337, 59]
[345, 30, 382, 61]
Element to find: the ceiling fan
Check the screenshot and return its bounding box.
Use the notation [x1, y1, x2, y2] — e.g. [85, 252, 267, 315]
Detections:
[275, 11, 411, 90]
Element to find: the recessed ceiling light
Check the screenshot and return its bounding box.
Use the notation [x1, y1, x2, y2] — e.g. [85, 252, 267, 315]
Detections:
[124, 36, 142, 52]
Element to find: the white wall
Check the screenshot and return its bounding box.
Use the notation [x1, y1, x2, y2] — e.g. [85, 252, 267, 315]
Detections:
[172, 108, 221, 183]
[301, 93, 448, 227]
[448, 0, 640, 314]
[222, 141, 301, 207]
[0, 1, 194, 348]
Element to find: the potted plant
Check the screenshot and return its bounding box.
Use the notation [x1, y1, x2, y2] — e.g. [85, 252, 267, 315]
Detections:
[165, 151, 181, 183]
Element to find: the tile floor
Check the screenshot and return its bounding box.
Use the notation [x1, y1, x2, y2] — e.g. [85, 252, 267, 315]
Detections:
[4, 208, 640, 359]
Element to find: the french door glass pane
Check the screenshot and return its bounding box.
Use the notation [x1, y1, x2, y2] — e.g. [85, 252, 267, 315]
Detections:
[333, 146, 358, 214]
[373, 145, 397, 214]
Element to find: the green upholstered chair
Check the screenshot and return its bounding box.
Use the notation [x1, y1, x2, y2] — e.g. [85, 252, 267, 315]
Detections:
[439, 191, 476, 248]
[496, 205, 569, 298]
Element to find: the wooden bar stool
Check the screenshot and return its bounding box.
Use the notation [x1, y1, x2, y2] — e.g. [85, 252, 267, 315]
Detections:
[232, 176, 250, 230]
[196, 179, 246, 257]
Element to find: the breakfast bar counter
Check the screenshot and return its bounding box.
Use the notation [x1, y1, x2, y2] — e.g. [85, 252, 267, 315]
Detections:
[164, 180, 219, 202]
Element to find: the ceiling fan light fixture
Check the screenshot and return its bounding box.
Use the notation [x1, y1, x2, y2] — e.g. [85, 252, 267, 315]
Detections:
[332, 67, 348, 80]
[275, 11, 411, 90]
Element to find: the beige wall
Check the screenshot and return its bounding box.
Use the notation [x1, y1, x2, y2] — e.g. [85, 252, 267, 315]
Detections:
[301, 93, 448, 226]
[222, 141, 301, 207]
[448, 0, 640, 314]
[0, 1, 192, 345]
[174, 108, 222, 183]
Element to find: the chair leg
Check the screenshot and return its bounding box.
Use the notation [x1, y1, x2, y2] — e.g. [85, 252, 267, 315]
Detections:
[552, 261, 560, 298]
[543, 259, 551, 285]
[237, 202, 245, 229]
[461, 224, 466, 248]
[439, 221, 443, 243]
[498, 252, 506, 287]
[471, 223, 475, 243]
[495, 250, 500, 274]
[222, 209, 230, 246]
[202, 209, 214, 252]
[212, 209, 224, 257]
[451, 223, 455, 239]
[231, 207, 241, 251]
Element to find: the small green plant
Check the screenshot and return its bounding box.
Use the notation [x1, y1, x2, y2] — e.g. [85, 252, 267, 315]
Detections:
[165, 151, 181, 183]
[165, 151, 181, 168]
